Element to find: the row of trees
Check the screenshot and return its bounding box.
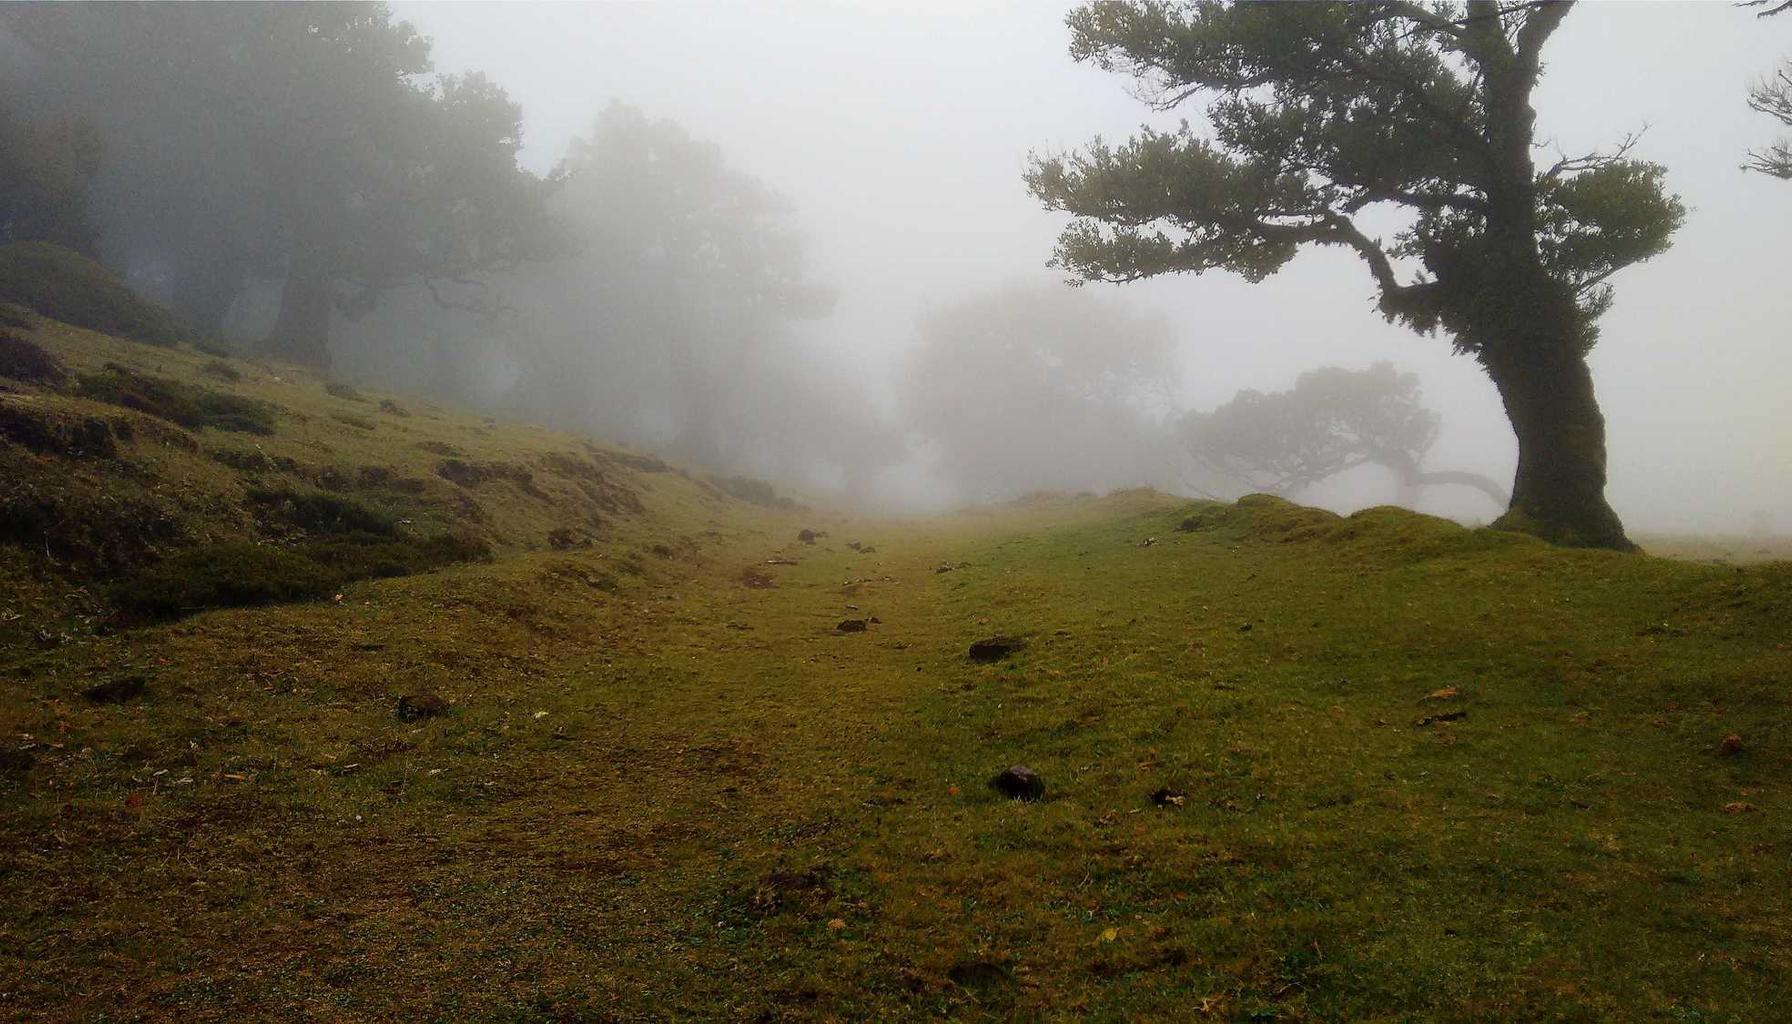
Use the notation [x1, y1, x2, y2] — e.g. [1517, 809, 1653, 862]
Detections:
[0, 5, 883, 482]
[1, 3, 551, 364]
[899, 286, 1503, 514]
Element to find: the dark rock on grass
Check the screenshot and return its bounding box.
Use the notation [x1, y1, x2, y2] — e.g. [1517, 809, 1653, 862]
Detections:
[84, 675, 147, 704]
[967, 636, 1025, 662]
[1150, 786, 1187, 808]
[988, 764, 1044, 802]
[1414, 709, 1467, 727]
[378, 398, 410, 417]
[798, 528, 819, 544]
[836, 618, 867, 633]
[946, 959, 1013, 989]
[396, 693, 450, 722]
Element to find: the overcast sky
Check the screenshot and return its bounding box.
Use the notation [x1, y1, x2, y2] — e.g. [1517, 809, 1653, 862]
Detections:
[396, 0, 1791, 533]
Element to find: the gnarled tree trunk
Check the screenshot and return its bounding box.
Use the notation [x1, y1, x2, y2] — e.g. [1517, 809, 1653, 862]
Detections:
[264, 245, 333, 368]
[1484, 342, 1631, 550]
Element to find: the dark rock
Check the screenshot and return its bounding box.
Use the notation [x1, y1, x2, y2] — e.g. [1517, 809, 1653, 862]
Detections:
[967, 636, 1025, 662]
[798, 528, 820, 544]
[1238, 622, 1253, 632]
[378, 398, 410, 417]
[988, 764, 1044, 802]
[1150, 786, 1187, 808]
[1414, 709, 1467, 727]
[396, 693, 450, 722]
[84, 675, 146, 704]
[836, 619, 868, 633]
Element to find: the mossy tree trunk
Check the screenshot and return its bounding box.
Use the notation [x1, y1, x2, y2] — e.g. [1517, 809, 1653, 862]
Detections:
[1483, 338, 1630, 550]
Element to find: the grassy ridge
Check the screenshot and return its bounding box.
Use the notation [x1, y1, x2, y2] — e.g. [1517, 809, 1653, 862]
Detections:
[2, 320, 1790, 1020]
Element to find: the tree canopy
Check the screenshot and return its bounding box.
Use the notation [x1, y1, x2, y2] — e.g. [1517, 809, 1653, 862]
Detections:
[903, 285, 1181, 503]
[1027, 1, 1684, 549]
[1183, 363, 1508, 507]
[1, 3, 551, 362]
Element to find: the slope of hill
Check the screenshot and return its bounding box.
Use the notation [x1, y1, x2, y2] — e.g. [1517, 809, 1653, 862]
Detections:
[2, 314, 1790, 1021]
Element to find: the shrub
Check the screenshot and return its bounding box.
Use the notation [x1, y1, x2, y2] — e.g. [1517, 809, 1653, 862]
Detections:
[325, 381, 366, 402]
[246, 486, 398, 537]
[0, 242, 182, 346]
[0, 330, 67, 386]
[110, 543, 336, 618]
[76, 364, 277, 435]
[199, 359, 242, 382]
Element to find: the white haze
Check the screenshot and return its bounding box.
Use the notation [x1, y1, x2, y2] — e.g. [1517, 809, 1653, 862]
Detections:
[396, 0, 1791, 533]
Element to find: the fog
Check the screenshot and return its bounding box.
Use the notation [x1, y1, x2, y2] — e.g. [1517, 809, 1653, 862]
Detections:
[5, 2, 1788, 535]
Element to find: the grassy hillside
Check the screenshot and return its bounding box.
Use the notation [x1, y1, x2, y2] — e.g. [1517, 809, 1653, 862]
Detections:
[3, 316, 1790, 1021]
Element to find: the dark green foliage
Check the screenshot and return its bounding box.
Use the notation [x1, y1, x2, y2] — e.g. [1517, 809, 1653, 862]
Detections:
[300, 531, 490, 581]
[0, 242, 182, 345]
[0, 329, 68, 385]
[198, 359, 242, 382]
[709, 474, 790, 508]
[76, 363, 276, 434]
[324, 381, 366, 402]
[0, 400, 121, 458]
[246, 487, 398, 537]
[110, 529, 490, 621]
[109, 542, 336, 618]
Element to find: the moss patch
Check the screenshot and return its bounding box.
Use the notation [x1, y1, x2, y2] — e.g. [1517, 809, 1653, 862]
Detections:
[76, 364, 277, 435]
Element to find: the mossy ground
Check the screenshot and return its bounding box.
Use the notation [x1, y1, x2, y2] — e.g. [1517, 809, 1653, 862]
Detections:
[2, 324, 1790, 1021]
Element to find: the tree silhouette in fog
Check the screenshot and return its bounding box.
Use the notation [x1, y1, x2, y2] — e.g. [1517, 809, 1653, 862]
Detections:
[1028, 1, 1684, 549]
[1184, 363, 1508, 509]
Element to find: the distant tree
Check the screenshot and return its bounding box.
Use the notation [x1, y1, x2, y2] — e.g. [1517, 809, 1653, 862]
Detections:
[903, 285, 1181, 502]
[519, 103, 832, 468]
[1746, 65, 1792, 179]
[3, 4, 550, 363]
[1183, 363, 1509, 508]
[1026, 1, 1684, 549]
[0, 99, 100, 257]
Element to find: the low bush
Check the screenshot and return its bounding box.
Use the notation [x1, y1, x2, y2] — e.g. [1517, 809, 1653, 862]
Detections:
[0, 330, 67, 386]
[110, 543, 336, 618]
[76, 364, 277, 435]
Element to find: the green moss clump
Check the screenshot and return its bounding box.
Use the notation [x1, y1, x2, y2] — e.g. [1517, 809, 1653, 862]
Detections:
[0, 242, 183, 346]
[110, 543, 336, 618]
[247, 487, 398, 537]
[76, 364, 277, 435]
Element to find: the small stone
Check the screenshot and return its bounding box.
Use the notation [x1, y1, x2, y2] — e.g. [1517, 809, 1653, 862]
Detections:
[836, 619, 868, 633]
[1719, 733, 1744, 756]
[1414, 710, 1467, 727]
[798, 528, 819, 544]
[988, 764, 1044, 802]
[967, 636, 1025, 662]
[83, 676, 146, 704]
[396, 693, 450, 722]
[1150, 787, 1187, 808]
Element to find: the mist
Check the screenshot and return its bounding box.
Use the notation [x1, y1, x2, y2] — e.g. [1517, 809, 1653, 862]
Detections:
[4, 1, 1788, 533]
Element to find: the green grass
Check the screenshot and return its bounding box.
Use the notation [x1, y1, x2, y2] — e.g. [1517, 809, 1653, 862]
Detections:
[1, 320, 1790, 1021]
